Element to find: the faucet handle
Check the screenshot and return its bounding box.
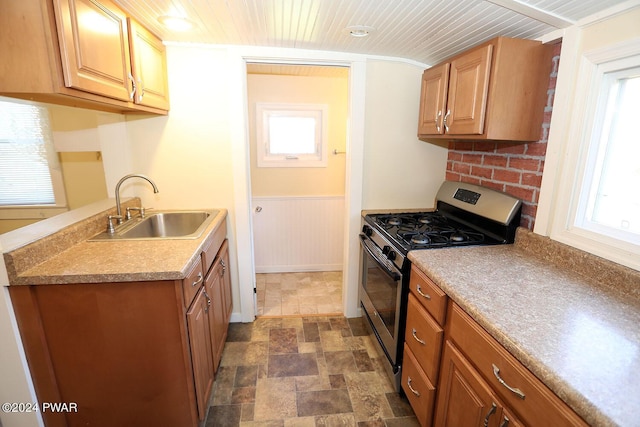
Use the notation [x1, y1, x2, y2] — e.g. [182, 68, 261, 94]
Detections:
[107, 215, 123, 234]
[126, 207, 139, 220]
[126, 206, 152, 220]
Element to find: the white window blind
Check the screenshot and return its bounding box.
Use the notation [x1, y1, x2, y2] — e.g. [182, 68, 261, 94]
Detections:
[0, 100, 56, 205]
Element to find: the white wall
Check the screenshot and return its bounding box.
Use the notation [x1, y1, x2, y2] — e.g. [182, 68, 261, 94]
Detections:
[362, 60, 448, 209]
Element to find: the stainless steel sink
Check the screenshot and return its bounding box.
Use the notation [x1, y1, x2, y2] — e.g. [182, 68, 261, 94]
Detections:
[90, 210, 218, 240]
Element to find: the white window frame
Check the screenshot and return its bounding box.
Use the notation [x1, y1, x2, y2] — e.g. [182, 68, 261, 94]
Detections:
[548, 39, 640, 271]
[256, 103, 328, 168]
[0, 98, 67, 221]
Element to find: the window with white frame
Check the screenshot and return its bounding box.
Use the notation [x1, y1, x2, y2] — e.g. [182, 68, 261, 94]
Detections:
[550, 42, 640, 271]
[256, 103, 328, 167]
[575, 66, 640, 243]
[0, 99, 66, 209]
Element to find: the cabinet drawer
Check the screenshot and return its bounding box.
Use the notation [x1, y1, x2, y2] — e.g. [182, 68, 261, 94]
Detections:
[402, 344, 436, 427]
[405, 293, 443, 382]
[409, 266, 447, 325]
[182, 257, 204, 307]
[448, 302, 588, 427]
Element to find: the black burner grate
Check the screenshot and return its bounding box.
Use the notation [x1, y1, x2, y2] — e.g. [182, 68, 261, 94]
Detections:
[368, 212, 491, 252]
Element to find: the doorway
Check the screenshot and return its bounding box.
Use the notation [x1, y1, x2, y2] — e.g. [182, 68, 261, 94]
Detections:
[246, 63, 349, 317]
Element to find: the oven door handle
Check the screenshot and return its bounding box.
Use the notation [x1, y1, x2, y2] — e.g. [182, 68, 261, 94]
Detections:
[360, 235, 402, 281]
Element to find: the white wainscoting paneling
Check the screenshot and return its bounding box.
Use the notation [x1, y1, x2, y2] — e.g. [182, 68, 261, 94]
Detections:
[252, 196, 344, 272]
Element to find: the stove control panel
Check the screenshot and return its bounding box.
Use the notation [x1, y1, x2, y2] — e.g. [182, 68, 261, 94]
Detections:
[453, 188, 481, 205]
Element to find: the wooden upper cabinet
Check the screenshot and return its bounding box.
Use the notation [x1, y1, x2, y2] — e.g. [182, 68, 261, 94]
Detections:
[418, 63, 449, 135]
[446, 44, 492, 135]
[54, 0, 133, 102]
[418, 37, 553, 142]
[0, 0, 168, 114]
[128, 18, 170, 110]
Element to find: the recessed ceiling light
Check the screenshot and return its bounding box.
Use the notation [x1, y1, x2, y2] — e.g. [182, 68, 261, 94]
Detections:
[158, 15, 194, 31]
[344, 25, 375, 38]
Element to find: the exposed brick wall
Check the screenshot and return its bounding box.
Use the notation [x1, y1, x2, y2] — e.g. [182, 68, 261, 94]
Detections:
[445, 42, 562, 230]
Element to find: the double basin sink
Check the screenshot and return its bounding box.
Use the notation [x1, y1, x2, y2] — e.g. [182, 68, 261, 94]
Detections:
[90, 210, 219, 241]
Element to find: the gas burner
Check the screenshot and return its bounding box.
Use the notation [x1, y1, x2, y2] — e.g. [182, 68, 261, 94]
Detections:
[386, 217, 402, 226]
[448, 230, 485, 245]
[449, 231, 468, 242]
[418, 216, 433, 224]
[411, 234, 431, 245]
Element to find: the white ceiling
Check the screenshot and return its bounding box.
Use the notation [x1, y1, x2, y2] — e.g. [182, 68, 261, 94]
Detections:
[114, 0, 630, 66]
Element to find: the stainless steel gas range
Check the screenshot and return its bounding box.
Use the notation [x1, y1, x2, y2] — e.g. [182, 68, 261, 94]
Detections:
[359, 181, 522, 390]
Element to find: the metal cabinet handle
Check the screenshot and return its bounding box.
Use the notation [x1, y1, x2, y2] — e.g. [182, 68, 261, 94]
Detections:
[203, 290, 211, 313]
[411, 328, 426, 345]
[220, 259, 226, 275]
[499, 416, 510, 427]
[443, 109, 451, 133]
[192, 272, 203, 287]
[492, 364, 525, 400]
[128, 73, 137, 101]
[483, 402, 497, 427]
[416, 285, 431, 300]
[435, 110, 442, 133]
[138, 79, 145, 102]
[407, 377, 420, 396]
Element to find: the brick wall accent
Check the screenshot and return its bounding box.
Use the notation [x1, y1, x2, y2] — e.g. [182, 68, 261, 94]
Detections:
[445, 42, 562, 230]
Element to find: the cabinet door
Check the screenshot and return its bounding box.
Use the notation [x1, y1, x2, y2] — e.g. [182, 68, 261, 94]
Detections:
[187, 288, 215, 421]
[205, 257, 226, 372]
[418, 63, 449, 135]
[220, 239, 233, 323]
[127, 18, 169, 110]
[53, 0, 133, 101]
[434, 341, 503, 427]
[445, 44, 493, 135]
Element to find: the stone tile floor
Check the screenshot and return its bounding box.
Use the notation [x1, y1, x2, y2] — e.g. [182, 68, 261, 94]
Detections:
[256, 272, 343, 317]
[205, 316, 419, 427]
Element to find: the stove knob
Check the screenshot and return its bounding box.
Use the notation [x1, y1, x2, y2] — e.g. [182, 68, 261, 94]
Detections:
[362, 225, 373, 237]
[382, 245, 391, 255]
[387, 250, 397, 261]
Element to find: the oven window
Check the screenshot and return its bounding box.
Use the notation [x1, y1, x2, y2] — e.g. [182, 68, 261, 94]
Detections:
[362, 251, 399, 338]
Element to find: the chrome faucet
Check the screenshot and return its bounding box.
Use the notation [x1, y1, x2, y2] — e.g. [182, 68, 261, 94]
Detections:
[115, 174, 159, 223]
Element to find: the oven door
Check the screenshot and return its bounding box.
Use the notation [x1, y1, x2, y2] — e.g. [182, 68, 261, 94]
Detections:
[359, 235, 403, 364]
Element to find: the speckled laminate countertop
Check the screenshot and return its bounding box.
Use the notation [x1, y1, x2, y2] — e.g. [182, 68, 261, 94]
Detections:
[408, 228, 640, 427]
[4, 207, 228, 285]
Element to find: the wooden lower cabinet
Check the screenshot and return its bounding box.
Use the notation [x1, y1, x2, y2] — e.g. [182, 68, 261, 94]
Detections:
[446, 302, 587, 427]
[9, 236, 232, 427]
[188, 287, 215, 421]
[434, 341, 505, 427]
[206, 254, 227, 371]
[404, 267, 587, 427]
[9, 280, 201, 427]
